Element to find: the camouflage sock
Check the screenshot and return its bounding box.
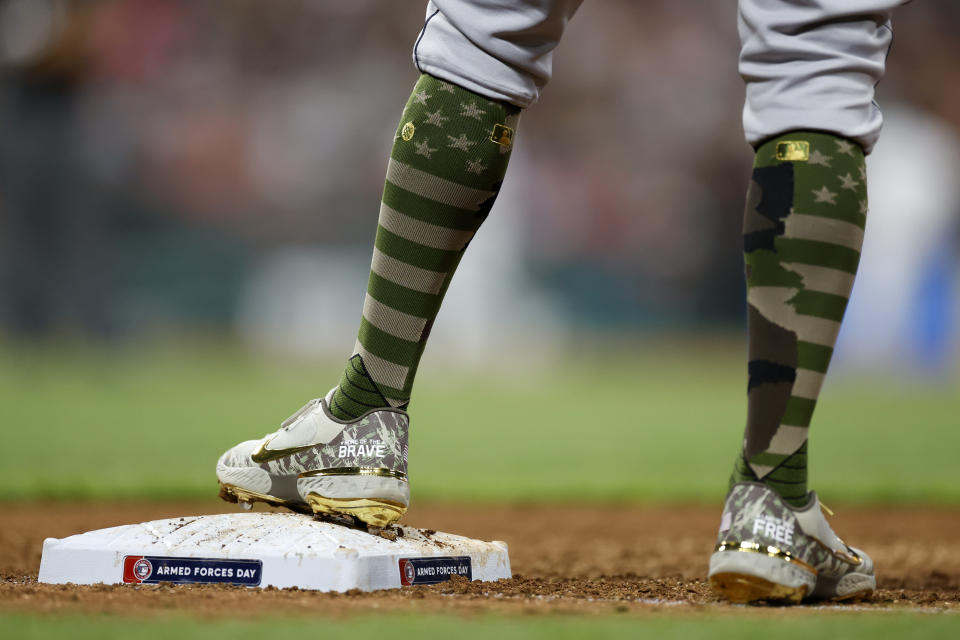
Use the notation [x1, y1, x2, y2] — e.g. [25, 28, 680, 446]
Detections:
[329, 74, 520, 420]
[729, 131, 868, 506]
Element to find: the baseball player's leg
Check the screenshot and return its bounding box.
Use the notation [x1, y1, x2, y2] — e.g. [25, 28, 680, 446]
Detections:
[329, 0, 582, 417]
[711, 0, 902, 603]
[216, 0, 581, 526]
[329, 76, 521, 416]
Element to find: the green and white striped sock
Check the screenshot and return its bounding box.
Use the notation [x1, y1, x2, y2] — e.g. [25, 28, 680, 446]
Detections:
[730, 131, 868, 506]
[329, 74, 520, 420]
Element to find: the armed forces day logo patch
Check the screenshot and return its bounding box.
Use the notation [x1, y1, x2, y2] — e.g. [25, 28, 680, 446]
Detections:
[122, 555, 262, 586]
[399, 556, 472, 586]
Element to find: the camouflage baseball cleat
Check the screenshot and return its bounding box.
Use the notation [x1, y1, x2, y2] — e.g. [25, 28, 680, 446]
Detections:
[216, 391, 409, 528]
[708, 482, 875, 604]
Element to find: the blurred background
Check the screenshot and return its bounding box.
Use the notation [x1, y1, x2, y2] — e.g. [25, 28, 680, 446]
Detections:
[0, 0, 957, 502]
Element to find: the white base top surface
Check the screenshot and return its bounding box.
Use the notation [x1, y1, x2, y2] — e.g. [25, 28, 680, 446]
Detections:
[38, 512, 510, 591]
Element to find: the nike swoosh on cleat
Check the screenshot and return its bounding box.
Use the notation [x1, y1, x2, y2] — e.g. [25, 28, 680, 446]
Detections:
[250, 442, 317, 463]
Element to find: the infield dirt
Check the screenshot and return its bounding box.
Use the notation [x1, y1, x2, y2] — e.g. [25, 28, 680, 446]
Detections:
[2, 501, 958, 615]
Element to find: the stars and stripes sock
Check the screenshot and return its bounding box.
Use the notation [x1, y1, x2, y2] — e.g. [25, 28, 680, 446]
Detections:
[329, 74, 520, 420]
[729, 131, 868, 506]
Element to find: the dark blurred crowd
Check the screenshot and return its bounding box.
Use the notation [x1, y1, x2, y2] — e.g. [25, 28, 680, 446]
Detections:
[1, 0, 958, 338]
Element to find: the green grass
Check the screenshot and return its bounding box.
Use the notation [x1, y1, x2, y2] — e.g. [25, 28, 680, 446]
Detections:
[2, 611, 960, 639]
[1, 339, 958, 503]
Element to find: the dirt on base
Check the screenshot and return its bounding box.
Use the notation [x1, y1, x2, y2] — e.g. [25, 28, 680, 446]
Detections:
[2, 501, 958, 616]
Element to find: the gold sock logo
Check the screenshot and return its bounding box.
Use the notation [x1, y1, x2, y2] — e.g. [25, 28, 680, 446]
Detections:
[490, 124, 514, 148]
[775, 140, 809, 162]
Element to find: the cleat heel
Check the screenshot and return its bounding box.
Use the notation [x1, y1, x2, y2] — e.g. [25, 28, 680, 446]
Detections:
[710, 571, 807, 604]
[305, 493, 406, 528]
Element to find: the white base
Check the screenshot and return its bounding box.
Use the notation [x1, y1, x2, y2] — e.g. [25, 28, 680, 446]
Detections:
[38, 512, 511, 591]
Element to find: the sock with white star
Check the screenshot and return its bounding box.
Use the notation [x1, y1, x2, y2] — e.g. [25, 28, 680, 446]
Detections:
[329, 74, 521, 419]
[729, 131, 868, 506]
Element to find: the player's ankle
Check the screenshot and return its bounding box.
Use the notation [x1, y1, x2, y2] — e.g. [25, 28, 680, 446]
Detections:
[728, 454, 808, 507]
[328, 355, 395, 420]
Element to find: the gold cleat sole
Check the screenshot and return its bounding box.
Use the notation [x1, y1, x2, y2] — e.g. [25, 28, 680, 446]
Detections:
[710, 572, 807, 604]
[831, 588, 873, 604]
[218, 482, 312, 516]
[305, 493, 407, 528]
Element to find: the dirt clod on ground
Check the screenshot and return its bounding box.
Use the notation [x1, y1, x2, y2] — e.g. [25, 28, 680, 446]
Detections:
[1, 501, 958, 616]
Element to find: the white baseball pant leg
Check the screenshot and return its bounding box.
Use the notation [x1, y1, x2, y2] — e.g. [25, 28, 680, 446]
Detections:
[739, 0, 907, 154]
[412, 0, 583, 108]
[416, 1, 904, 151]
